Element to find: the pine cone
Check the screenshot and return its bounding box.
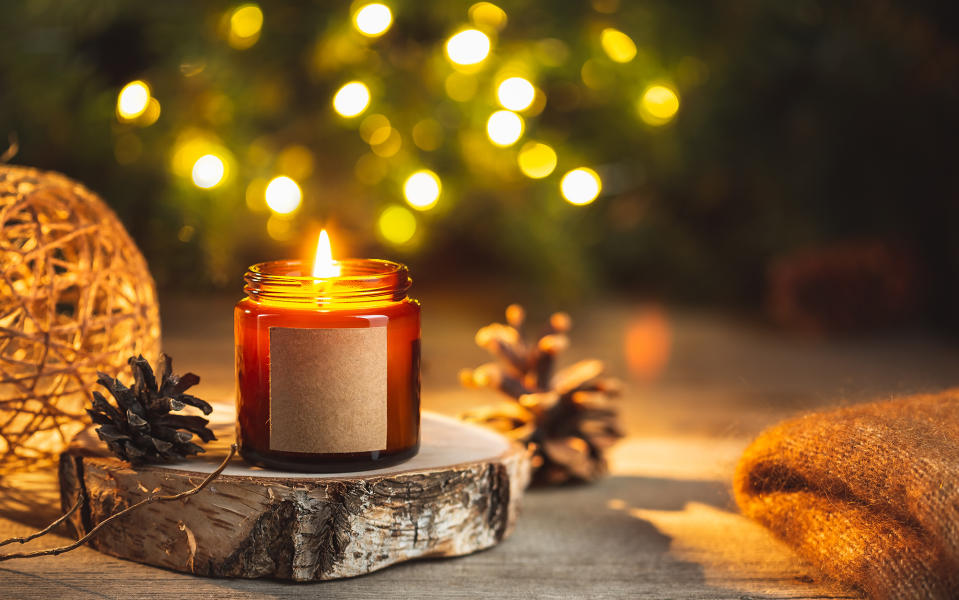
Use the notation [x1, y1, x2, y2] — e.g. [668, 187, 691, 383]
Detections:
[460, 305, 623, 485]
[86, 354, 216, 464]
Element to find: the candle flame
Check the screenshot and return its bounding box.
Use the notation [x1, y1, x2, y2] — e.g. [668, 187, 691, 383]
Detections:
[312, 230, 341, 278]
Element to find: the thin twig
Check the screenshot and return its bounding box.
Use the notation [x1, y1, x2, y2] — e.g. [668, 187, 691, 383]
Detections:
[0, 444, 237, 562]
[0, 133, 18, 163]
[0, 491, 84, 548]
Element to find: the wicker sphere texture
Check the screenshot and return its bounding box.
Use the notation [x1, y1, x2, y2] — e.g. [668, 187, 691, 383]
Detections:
[0, 165, 161, 464]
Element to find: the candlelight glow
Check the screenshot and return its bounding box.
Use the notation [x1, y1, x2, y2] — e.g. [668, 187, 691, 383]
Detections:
[353, 3, 392, 37]
[312, 230, 341, 278]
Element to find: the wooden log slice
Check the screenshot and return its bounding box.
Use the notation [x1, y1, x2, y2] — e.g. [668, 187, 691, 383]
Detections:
[58, 411, 532, 581]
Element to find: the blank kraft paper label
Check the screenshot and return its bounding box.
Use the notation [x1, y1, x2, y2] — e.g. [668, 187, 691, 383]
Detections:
[269, 326, 387, 454]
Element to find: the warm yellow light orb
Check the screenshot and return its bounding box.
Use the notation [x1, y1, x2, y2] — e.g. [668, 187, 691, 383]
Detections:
[378, 205, 417, 245]
[277, 145, 314, 179]
[412, 119, 443, 151]
[360, 113, 391, 144]
[266, 214, 294, 241]
[403, 170, 441, 211]
[265, 176, 302, 214]
[486, 110, 524, 147]
[560, 168, 602, 205]
[116, 81, 151, 120]
[600, 28, 637, 63]
[139, 98, 161, 126]
[469, 2, 507, 31]
[445, 29, 491, 66]
[370, 127, 402, 157]
[333, 81, 371, 117]
[353, 3, 392, 37]
[517, 142, 557, 179]
[496, 77, 536, 111]
[191, 154, 226, 189]
[444, 72, 478, 101]
[229, 4, 263, 49]
[638, 84, 680, 125]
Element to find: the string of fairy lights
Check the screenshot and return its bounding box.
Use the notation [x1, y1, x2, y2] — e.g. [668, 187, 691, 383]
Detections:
[112, 2, 681, 247]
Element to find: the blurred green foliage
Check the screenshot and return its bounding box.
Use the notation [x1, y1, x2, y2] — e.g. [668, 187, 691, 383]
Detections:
[1, 1, 957, 325]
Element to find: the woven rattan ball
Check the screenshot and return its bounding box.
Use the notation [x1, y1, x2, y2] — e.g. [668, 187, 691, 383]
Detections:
[0, 165, 161, 464]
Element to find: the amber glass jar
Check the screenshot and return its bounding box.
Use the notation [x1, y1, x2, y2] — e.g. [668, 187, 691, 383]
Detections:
[235, 259, 420, 472]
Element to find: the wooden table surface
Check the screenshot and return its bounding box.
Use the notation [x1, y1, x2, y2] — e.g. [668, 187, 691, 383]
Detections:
[2, 292, 957, 599]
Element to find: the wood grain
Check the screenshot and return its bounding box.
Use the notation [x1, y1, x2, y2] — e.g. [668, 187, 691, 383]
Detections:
[57, 413, 531, 581]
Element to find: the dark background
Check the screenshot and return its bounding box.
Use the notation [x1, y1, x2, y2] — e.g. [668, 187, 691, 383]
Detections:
[2, 1, 957, 332]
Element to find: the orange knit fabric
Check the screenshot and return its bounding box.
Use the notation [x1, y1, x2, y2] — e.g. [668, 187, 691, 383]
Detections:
[734, 390, 959, 599]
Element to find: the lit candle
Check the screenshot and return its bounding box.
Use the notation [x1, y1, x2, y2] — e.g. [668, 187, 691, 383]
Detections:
[234, 230, 420, 471]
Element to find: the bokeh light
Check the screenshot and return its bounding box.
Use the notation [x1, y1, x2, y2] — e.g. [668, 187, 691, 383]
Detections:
[245, 178, 268, 210]
[116, 81, 151, 121]
[469, 2, 507, 31]
[403, 170, 441, 210]
[378, 205, 417, 245]
[359, 114, 391, 144]
[177, 225, 195, 243]
[517, 141, 557, 179]
[497, 77, 536, 111]
[266, 214, 295, 241]
[445, 29, 491, 66]
[228, 4, 263, 50]
[486, 110, 524, 147]
[191, 154, 226, 189]
[412, 119, 443, 151]
[624, 305, 673, 381]
[536, 38, 569, 66]
[277, 145, 314, 179]
[638, 84, 680, 126]
[600, 28, 637, 63]
[355, 153, 389, 184]
[333, 81, 371, 117]
[445, 72, 478, 101]
[368, 124, 393, 147]
[265, 176, 302, 214]
[560, 168, 602, 205]
[370, 127, 402, 157]
[353, 152, 390, 185]
[170, 132, 233, 182]
[139, 98, 161, 126]
[353, 4, 392, 37]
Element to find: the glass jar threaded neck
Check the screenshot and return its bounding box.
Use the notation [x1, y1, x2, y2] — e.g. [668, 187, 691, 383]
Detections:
[243, 259, 411, 305]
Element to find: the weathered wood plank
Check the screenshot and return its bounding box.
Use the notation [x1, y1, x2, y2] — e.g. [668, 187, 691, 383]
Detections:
[0, 473, 855, 599]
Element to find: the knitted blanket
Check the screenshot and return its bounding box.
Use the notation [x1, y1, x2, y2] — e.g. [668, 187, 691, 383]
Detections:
[733, 390, 959, 599]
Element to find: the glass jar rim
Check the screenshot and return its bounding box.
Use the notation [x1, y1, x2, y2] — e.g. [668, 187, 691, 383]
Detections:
[244, 258, 411, 304]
